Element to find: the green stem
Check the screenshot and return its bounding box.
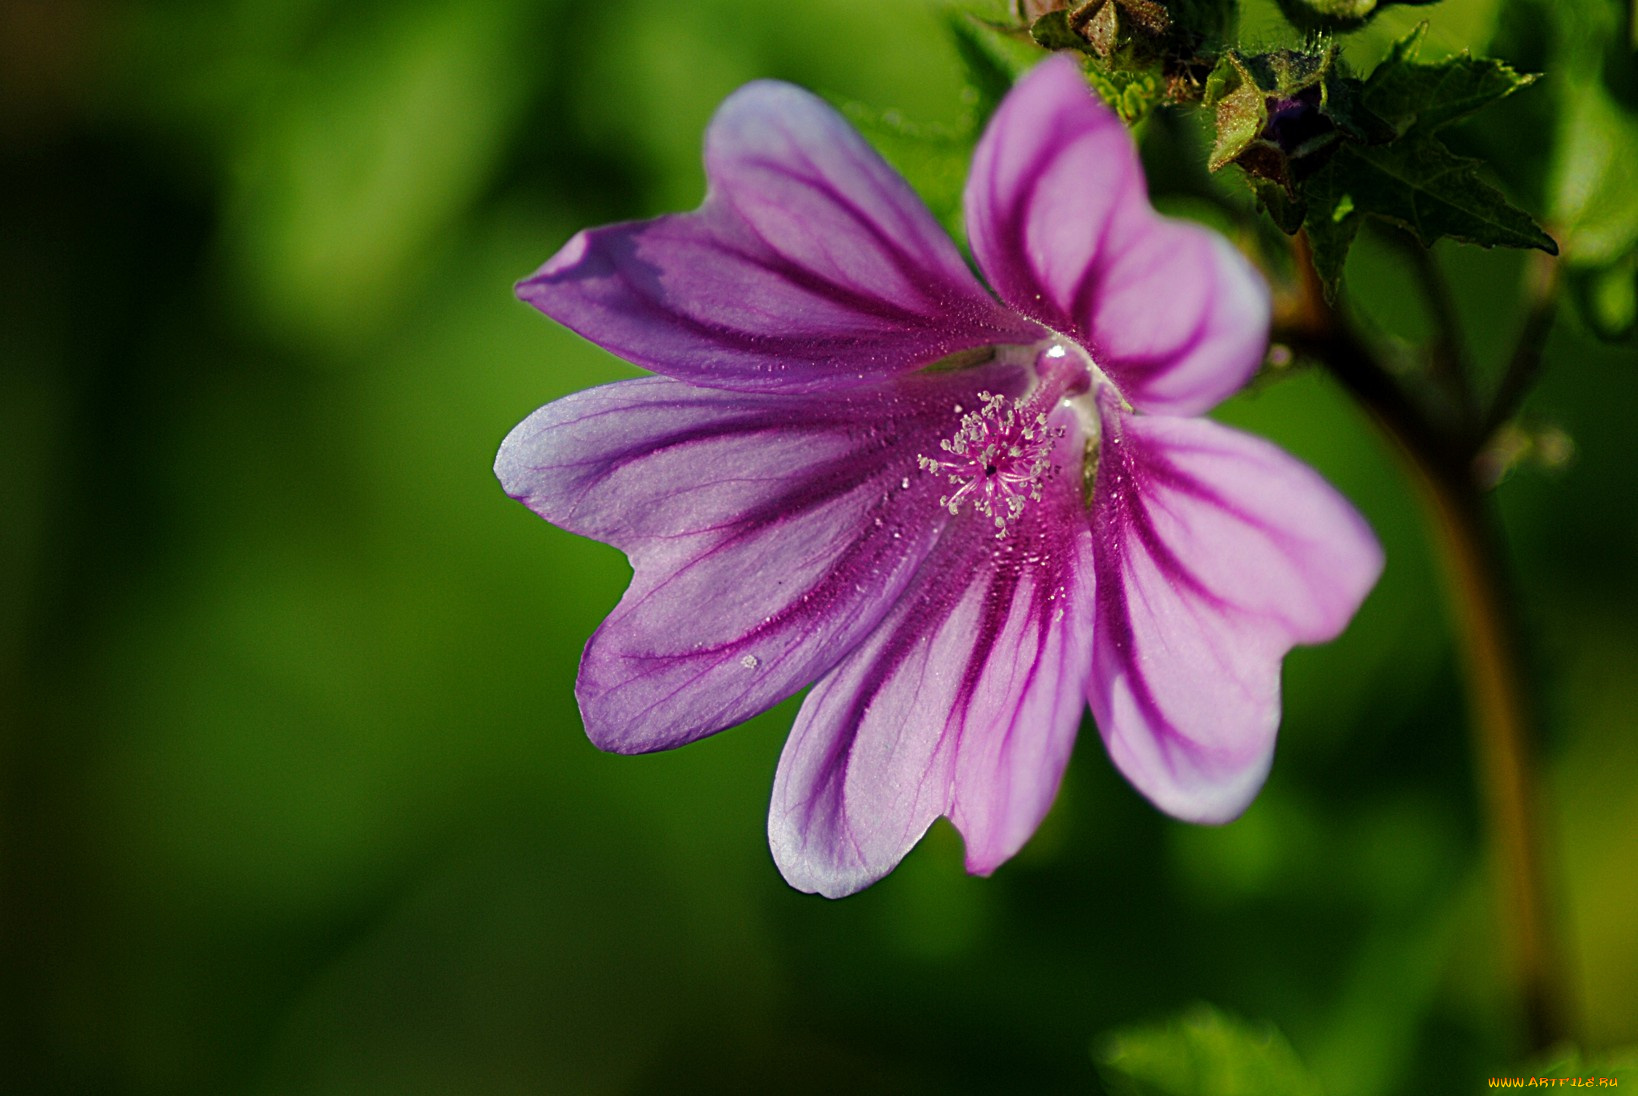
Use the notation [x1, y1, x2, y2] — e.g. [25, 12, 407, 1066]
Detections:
[1284, 232, 1566, 1052]
[1395, 232, 1475, 431]
[1480, 250, 1562, 445]
[1425, 461, 1563, 1052]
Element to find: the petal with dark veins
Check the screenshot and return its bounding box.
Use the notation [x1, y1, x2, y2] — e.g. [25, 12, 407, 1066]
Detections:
[770, 424, 1095, 897]
[1087, 411, 1383, 822]
[519, 81, 1041, 395]
[496, 364, 1031, 752]
[965, 57, 1269, 417]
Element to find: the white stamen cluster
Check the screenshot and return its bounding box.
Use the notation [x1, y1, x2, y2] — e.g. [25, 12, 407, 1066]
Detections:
[918, 391, 1063, 537]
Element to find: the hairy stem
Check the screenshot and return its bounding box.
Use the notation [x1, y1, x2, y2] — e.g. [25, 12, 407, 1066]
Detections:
[1282, 232, 1565, 1051]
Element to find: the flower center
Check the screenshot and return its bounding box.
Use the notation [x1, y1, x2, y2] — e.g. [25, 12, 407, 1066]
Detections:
[917, 338, 1110, 537]
[917, 390, 1064, 537]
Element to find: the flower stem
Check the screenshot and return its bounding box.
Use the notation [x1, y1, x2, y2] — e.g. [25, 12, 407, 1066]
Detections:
[1283, 231, 1566, 1052]
[1424, 459, 1563, 1052]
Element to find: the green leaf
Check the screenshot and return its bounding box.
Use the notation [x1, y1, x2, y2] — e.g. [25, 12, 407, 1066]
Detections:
[1321, 139, 1557, 252]
[1319, 70, 1397, 145]
[1279, 25, 1558, 290]
[1096, 1004, 1325, 1096]
[1360, 24, 1539, 138]
[1299, 162, 1363, 291]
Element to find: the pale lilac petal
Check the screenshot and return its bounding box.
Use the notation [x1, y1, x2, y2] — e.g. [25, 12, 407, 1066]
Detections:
[948, 513, 1095, 875]
[1083, 224, 1270, 417]
[519, 82, 1040, 394]
[1087, 411, 1382, 822]
[965, 58, 1145, 339]
[495, 365, 1030, 752]
[965, 57, 1270, 416]
[769, 424, 1094, 897]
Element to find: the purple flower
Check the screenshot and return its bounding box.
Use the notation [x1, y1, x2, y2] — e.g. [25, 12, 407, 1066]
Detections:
[496, 57, 1382, 897]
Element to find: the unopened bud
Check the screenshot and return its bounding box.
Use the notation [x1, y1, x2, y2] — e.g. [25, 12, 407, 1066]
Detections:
[1069, 0, 1171, 59]
[1205, 50, 1344, 189]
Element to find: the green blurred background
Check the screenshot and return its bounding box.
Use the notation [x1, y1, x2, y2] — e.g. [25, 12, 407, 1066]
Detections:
[3, 0, 1635, 1092]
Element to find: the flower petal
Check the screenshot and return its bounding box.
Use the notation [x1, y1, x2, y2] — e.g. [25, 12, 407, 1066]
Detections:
[496, 366, 1032, 753]
[770, 425, 1094, 897]
[965, 57, 1270, 416]
[1087, 411, 1382, 823]
[1082, 220, 1271, 417]
[519, 81, 1040, 394]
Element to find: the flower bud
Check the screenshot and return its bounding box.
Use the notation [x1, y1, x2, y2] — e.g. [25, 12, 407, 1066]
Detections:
[1204, 49, 1343, 190]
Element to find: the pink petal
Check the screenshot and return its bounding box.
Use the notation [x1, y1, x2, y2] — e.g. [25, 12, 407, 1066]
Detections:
[519, 82, 1041, 395]
[769, 423, 1095, 897]
[495, 366, 1030, 753]
[1087, 411, 1383, 822]
[965, 57, 1270, 416]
